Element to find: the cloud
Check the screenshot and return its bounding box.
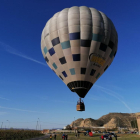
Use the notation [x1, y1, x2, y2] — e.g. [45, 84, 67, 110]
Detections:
[0, 106, 48, 113]
[40, 121, 67, 125]
[106, 85, 126, 92]
[50, 99, 75, 104]
[95, 85, 132, 113]
[87, 97, 101, 101]
[87, 96, 117, 103]
[101, 89, 132, 113]
[0, 112, 7, 115]
[9, 51, 47, 66]
[0, 96, 9, 100]
[0, 41, 17, 52]
[95, 85, 123, 99]
[40, 96, 75, 104]
[0, 41, 47, 66]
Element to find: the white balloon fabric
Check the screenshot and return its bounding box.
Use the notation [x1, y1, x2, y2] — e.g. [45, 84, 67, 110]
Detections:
[41, 6, 118, 98]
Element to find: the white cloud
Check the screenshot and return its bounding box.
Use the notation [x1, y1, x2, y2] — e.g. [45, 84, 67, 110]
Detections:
[9, 51, 47, 66]
[95, 85, 132, 113]
[87, 96, 117, 103]
[95, 85, 123, 99]
[51, 99, 75, 104]
[40, 96, 75, 104]
[0, 106, 48, 113]
[0, 96, 9, 100]
[0, 41, 47, 66]
[0, 112, 7, 115]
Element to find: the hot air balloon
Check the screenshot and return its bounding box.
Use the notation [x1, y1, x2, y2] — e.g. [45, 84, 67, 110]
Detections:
[41, 6, 118, 111]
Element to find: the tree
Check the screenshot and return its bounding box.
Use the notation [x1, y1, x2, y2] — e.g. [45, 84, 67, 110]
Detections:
[65, 125, 72, 130]
[131, 120, 138, 128]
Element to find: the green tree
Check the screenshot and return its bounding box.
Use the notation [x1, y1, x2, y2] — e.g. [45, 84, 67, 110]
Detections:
[65, 125, 72, 130]
[131, 120, 138, 128]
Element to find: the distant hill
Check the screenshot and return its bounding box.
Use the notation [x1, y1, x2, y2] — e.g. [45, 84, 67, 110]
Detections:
[70, 113, 136, 128]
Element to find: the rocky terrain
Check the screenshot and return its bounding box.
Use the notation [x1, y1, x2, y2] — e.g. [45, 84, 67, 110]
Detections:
[69, 113, 136, 128]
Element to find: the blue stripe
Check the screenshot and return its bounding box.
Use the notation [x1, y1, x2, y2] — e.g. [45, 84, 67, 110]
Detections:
[51, 37, 60, 46]
[61, 41, 71, 49]
[70, 68, 75, 75]
[90, 69, 96, 76]
[96, 73, 100, 79]
[110, 51, 114, 58]
[49, 47, 55, 56]
[44, 56, 49, 62]
[99, 43, 107, 52]
[72, 54, 80, 61]
[81, 40, 91, 47]
[62, 71, 67, 77]
[69, 32, 80, 40]
[43, 47, 48, 54]
[52, 63, 57, 69]
[92, 33, 102, 42]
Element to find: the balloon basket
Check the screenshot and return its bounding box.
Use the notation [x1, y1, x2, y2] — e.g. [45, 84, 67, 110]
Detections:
[76, 103, 85, 111]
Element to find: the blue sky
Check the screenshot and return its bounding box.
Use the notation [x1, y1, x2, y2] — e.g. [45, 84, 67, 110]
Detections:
[0, 0, 140, 129]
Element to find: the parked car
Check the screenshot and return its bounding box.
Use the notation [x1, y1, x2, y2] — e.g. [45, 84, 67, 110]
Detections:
[100, 134, 110, 140]
[109, 132, 115, 137]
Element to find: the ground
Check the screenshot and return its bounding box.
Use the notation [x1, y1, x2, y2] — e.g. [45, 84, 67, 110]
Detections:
[44, 133, 140, 140]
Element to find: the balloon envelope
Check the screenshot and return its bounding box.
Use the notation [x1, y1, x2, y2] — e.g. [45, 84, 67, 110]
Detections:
[41, 6, 118, 98]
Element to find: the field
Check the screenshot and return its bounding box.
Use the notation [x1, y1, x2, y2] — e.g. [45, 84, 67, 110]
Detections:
[45, 133, 140, 140]
[0, 129, 43, 140]
[0, 130, 140, 140]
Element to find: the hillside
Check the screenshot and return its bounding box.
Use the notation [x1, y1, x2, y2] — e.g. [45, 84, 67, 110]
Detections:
[70, 113, 136, 128]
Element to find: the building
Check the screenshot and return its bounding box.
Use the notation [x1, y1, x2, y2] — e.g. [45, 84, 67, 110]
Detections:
[42, 129, 50, 134]
[136, 112, 140, 135]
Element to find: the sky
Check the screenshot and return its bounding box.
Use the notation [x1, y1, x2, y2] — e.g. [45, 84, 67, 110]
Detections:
[0, 0, 140, 130]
